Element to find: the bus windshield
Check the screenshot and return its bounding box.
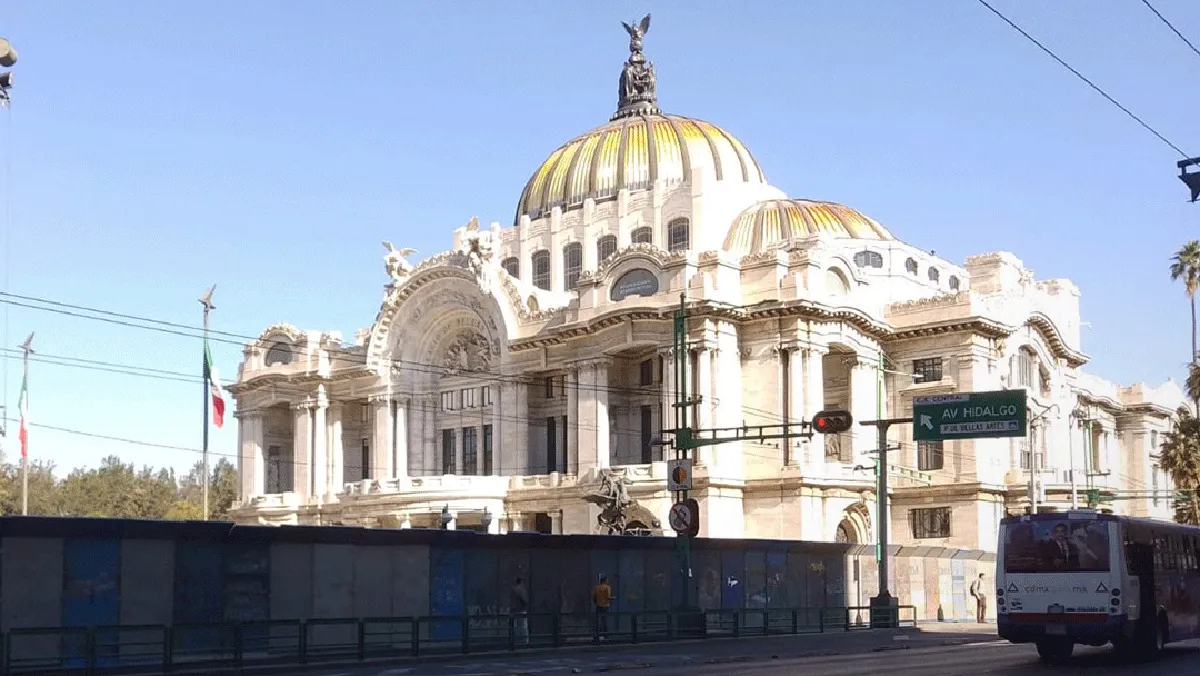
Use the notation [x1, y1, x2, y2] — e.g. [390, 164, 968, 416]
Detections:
[1003, 518, 1111, 573]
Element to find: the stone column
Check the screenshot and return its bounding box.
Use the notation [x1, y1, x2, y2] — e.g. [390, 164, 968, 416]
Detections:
[786, 348, 805, 467]
[566, 367, 579, 474]
[659, 347, 676, 455]
[550, 510, 564, 535]
[694, 346, 715, 466]
[850, 359, 880, 463]
[327, 402, 344, 498]
[370, 395, 394, 480]
[312, 393, 328, 501]
[576, 358, 612, 474]
[291, 403, 313, 499]
[236, 410, 264, 501]
[710, 324, 743, 476]
[802, 347, 827, 473]
[513, 382, 529, 475]
[423, 395, 439, 475]
[394, 397, 410, 477]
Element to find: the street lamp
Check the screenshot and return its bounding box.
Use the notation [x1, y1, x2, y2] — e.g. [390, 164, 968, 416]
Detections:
[439, 504, 454, 529]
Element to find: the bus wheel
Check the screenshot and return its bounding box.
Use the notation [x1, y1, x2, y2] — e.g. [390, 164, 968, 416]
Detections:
[1036, 639, 1074, 664]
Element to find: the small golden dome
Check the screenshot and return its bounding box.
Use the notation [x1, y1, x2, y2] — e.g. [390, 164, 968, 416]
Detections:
[723, 199, 894, 255]
[514, 114, 766, 224]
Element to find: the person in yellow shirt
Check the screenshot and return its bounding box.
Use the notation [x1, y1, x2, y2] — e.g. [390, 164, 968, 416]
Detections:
[592, 575, 612, 640]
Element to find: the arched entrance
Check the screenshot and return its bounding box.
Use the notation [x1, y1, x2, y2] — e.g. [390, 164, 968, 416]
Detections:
[835, 519, 858, 544]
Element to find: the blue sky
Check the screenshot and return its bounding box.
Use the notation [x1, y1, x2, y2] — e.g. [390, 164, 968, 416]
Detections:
[2, 1, 1199, 475]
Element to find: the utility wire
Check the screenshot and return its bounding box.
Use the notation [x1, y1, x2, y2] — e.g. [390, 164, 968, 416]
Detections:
[1140, 0, 1200, 62]
[975, 0, 1190, 158]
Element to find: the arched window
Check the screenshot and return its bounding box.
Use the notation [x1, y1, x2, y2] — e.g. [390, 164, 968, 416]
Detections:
[563, 243, 583, 290]
[501, 257, 519, 279]
[531, 250, 551, 291]
[597, 235, 618, 263]
[631, 227, 653, 245]
[905, 258, 918, 275]
[853, 250, 883, 268]
[948, 275, 960, 291]
[265, 342, 293, 366]
[927, 267, 940, 283]
[667, 218, 690, 252]
[825, 267, 851, 296]
[1014, 348, 1036, 388]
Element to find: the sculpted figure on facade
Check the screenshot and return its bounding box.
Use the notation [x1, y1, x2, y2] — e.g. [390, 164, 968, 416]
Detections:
[382, 241, 418, 286]
[443, 331, 491, 372]
[616, 14, 657, 117]
[458, 216, 496, 287]
[583, 468, 661, 536]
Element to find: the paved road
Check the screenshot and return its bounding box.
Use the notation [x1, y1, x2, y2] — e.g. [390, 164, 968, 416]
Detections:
[244, 627, 1200, 675]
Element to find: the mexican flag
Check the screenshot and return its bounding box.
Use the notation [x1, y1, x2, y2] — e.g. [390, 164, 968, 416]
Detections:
[204, 340, 226, 429]
[17, 371, 28, 459]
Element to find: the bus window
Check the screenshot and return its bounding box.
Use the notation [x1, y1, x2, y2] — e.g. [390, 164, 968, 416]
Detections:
[1003, 518, 1111, 573]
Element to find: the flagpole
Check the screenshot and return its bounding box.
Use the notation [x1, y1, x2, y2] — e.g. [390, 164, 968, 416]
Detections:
[200, 285, 215, 522]
[18, 332, 32, 516]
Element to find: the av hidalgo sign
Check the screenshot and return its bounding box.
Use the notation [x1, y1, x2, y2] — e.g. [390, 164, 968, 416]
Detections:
[610, 268, 659, 301]
[912, 389, 1028, 442]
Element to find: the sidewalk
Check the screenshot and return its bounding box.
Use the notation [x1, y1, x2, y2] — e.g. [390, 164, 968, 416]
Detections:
[222, 623, 1002, 676]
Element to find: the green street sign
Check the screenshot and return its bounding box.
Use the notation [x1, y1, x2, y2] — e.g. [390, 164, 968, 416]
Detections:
[912, 389, 1028, 442]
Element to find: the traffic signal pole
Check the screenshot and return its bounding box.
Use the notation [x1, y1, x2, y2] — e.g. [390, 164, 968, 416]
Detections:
[857, 415, 912, 628]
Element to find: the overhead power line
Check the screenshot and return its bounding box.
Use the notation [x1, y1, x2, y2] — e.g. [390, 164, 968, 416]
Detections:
[1140, 0, 1200, 62]
[975, 0, 1189, 158]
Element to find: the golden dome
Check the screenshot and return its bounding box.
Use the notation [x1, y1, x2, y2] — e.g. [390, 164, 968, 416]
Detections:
[514, 113, 766, 224]
[723, 199, 894, 255]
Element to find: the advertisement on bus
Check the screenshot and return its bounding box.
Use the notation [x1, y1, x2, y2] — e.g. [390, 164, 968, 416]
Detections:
[999, 516, 1117, 616]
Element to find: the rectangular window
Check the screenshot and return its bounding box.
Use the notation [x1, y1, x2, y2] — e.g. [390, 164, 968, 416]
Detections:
[912, 358, 943, 383]
[265, 445, 292, 493]
[639, 359, 654, 387]
[598, 236, 618, 263]
[482, 424, 493, 475]
[481, 386, 492, 407]
[532, 251, 551, 291]
[545, 376, 555, 399]
[360, 437, 370, 482]
[546, 416, 558, 474]
[667, 219, 689, 252]
[640, 405, 654, 464]
[442, 429, 457, 475]
[560, 415, 569, 473]
[462, 426, 478, 475]
[910, 507, 952, 539]
[502, 257, 519, 279]
[917, 440, 944, 471]
[1090, 423, 1103, 471]
[563, 244, 583, 290]
[440, 391, 455, 412]
[632, 227, 652, 244]
[461, 387, 476, 409]
[1016, 352, 1034, 388]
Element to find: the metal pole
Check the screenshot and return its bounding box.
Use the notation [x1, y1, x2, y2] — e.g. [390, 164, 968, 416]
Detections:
[1029, 421, 1038, 515]
[875, 353, 884, 563]
[673, 293, 693, 609]
[200, 286, 215, 521]
[876, 420, 889, 599]
[19, 333, 31, 516]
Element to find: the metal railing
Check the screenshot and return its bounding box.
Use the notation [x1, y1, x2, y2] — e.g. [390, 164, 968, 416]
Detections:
[0, 605, 916, 675]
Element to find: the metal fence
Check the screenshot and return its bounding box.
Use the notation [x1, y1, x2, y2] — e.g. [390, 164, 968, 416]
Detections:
[1, 605, 916, 675]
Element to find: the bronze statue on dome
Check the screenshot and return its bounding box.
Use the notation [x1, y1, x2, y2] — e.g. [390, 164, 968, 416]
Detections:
[613, 14, 660, 120]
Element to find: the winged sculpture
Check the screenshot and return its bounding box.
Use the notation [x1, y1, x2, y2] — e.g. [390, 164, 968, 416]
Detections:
[382, 241, 418, 283]
[621, 14, 651, 55]
[582, 468, 662, 536]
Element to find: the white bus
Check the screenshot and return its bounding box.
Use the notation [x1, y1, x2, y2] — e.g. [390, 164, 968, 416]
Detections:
[997, 510, 1200, 663]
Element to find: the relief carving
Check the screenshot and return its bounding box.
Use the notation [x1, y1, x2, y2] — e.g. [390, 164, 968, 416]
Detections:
[443, 332, 492, 372]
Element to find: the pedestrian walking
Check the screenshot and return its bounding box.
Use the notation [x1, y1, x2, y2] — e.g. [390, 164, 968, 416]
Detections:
[511, 576, 530, 644]
[969, 573, 988, 623]
[592, 574, 612, 640]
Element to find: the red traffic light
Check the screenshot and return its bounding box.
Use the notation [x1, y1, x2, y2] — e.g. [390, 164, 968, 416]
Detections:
[811, 409, 853, 434]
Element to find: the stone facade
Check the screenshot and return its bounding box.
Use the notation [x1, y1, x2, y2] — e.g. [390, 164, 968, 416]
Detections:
[227, 31, 1189, 552]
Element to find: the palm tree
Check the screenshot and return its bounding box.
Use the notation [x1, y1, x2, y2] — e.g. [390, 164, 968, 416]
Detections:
[1170, 241, 1200, 360]
[1159, 408, 1200, 525]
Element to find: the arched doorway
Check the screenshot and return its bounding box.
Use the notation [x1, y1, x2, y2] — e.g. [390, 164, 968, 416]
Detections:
[836, 519, 858, 544]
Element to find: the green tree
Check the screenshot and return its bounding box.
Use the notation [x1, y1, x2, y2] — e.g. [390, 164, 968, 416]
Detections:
[1171, 241, 1200, 406]
[57, 455, 179, 519]
[0, 457, 63, 515]
[178, 458, 238, 520]
[1159, 408, 1200, 525]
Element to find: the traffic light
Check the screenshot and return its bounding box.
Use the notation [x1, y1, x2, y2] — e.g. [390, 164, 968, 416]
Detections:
[811, 409, 853, 434]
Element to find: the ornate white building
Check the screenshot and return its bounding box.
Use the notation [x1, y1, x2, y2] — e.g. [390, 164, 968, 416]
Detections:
[228, 20, 1189, 551]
